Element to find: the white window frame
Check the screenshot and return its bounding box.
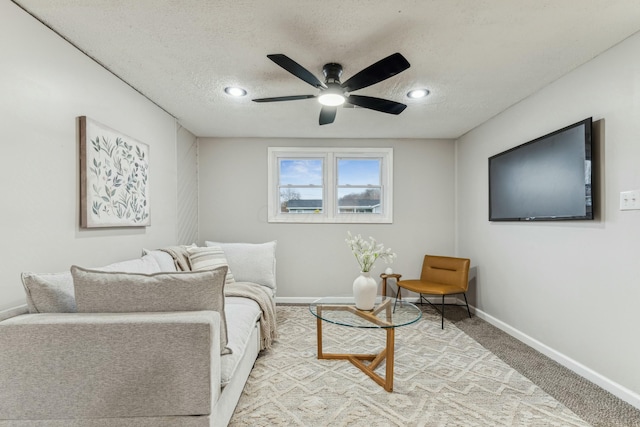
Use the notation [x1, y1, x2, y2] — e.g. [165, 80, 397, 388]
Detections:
[268, 147, 393, 223]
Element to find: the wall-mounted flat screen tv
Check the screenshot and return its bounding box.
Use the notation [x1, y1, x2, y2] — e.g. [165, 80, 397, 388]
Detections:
[488, 117, 593, 221]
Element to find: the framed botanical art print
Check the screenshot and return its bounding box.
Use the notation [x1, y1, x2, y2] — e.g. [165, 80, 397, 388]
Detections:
[79, 116, 150, 228]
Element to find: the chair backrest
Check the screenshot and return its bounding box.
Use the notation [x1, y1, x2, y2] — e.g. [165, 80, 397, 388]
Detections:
[420, 255, 471, 291]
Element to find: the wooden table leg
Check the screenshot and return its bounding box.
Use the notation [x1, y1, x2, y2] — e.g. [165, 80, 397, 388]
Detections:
[316, 324, 396, 391]
[385, 327, 395, 392]
[314, 303, 398, 392]
[317, 313, 323, 358]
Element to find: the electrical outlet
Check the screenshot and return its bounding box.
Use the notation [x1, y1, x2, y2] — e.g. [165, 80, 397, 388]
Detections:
[620, 190, 640, 210]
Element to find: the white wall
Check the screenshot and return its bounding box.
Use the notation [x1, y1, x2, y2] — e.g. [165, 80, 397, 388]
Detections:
[198, 137, 455, 299]
[0, 2, 183, 309]
[177, 125, 199, 245]
[456, 32, 640, 404]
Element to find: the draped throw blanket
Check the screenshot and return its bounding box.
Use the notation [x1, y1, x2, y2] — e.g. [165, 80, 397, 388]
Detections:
[159, 246, 192, 271]
[160, 245, 278, 349]
[225, 282, 278, 350]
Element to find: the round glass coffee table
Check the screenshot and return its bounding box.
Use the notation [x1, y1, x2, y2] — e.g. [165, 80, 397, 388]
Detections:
[309, 296, 421, 392]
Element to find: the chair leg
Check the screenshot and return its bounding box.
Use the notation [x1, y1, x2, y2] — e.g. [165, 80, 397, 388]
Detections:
[463, 293, 472, 318]
[393, 287, 402, 312]
[441, 295, 444, 329]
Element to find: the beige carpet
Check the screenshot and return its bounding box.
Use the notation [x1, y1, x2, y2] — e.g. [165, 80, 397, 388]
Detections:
[229, 306, 590, 426]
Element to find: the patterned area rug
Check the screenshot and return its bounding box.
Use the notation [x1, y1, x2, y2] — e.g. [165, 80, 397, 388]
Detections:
[229, 306, 590, 427]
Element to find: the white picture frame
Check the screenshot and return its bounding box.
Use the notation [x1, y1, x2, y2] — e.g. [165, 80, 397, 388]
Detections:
[79, 116, 150, 228]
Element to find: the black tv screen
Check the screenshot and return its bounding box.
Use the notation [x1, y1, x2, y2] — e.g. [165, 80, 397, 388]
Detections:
[489, 118, 593, 221]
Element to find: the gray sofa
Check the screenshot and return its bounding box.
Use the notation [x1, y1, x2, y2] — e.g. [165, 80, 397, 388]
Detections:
[0, 242, 277, 427]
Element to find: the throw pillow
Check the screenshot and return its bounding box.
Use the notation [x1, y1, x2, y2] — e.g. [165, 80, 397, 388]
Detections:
[96, 253, 162, 274]
[204, 241, 277, 290]
[20, 254, 162, 314]
[187, 246, 235, 285]
[141, 249, 179, 272]
[71, 265, 231, 354]
[21, 271, 76, 313]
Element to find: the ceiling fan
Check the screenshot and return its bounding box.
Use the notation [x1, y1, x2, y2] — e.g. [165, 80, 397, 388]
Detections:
[252, 53, 411, 125]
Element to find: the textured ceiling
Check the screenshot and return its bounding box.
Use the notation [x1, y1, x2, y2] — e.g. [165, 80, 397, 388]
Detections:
[13, 0, 640, 139]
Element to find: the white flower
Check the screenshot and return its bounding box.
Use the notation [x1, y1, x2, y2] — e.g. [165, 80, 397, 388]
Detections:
[345, 231, 396, 273]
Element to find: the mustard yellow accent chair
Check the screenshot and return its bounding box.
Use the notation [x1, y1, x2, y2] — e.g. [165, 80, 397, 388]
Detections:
[397, 255, 471, 329]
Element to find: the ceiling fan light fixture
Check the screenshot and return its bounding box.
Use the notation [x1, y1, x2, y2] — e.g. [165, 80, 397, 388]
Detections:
[407, 88, 430, 99]
[224, 86, 247, 97]
[318, 92, 345, 106]
[318, 82, 345, 106]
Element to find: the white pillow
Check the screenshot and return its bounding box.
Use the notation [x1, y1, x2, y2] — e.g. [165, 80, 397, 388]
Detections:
[97, 254, 162, 274]
[204, 241, 276, 290]
[141, 249, 179, 272]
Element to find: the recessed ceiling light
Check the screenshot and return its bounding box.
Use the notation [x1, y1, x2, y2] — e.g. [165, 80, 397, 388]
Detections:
[224, 87, 247, 97]
[407, 89, 430, 99]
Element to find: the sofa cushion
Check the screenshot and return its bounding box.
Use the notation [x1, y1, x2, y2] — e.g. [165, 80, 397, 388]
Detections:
[21, 254, 162, 314]
[221, 297, 261, 386]
[205, 241, 277, 290]
[188, 246, 235, 285]
[71, 266, 230, 354]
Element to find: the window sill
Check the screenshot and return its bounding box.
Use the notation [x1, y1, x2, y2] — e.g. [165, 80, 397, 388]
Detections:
[268, 215, 393, 224]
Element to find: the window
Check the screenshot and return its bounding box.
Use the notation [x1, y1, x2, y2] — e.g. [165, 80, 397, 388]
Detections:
[268, 147, 393, 223]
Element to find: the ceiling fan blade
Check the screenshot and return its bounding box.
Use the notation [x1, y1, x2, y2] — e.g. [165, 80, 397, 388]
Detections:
[252, 95, 316, 102]
[267, 54, 327, 89]
[341, 53, 410, 92]
[347, 95, 407, 115]
[319, 106, 337, 125]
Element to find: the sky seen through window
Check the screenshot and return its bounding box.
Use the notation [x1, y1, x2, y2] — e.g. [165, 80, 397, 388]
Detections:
[280, 158, 381, 199]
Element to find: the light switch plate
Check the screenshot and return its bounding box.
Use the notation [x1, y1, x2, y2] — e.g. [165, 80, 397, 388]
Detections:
[620, 190, 640, 210]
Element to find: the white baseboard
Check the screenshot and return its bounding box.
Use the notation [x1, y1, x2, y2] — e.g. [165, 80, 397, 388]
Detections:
[276, 297, 328, 304]
[472, 305, 640, 410]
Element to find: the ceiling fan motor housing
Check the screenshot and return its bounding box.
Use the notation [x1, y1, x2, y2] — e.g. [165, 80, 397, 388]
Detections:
[322, 63, 343, 84]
